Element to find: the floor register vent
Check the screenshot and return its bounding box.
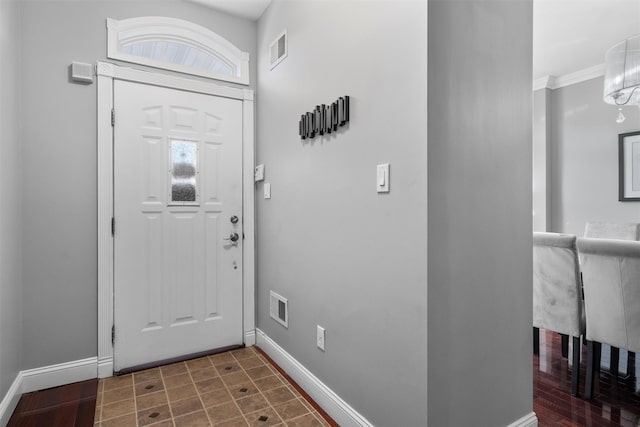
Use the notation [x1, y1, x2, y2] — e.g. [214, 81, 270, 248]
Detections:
[270, 290, 288, 328]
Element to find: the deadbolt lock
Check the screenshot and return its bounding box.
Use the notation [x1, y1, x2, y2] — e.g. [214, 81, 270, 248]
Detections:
[230, 215, 239, 224]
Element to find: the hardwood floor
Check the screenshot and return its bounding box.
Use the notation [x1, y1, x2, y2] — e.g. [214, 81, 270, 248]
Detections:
[7, 379, 98, 426]
[534, 329, 640, 426]
[7, 335, 640, 426]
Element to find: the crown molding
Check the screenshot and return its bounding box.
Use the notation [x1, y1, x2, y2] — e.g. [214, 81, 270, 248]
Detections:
[533, 63, 605, 91]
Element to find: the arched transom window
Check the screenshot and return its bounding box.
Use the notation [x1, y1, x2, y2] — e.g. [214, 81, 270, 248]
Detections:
[107, 17, 250, 85]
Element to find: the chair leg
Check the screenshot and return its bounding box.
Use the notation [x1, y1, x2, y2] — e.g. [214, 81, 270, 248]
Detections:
[533, 327, 539, 355]
[571, 336, 581, 397]
[561, 334, 569, 358]
[585, 340, 597, 400]
[610, 347, 620, 378]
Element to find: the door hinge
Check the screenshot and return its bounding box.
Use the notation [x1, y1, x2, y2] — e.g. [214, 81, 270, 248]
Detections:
[111, 108, 115, 126]
[111, 325, 115, 345]
[111, 217, 115, 236]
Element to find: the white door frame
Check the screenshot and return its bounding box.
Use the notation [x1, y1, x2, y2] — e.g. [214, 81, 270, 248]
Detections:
[96, 61, 255, 378]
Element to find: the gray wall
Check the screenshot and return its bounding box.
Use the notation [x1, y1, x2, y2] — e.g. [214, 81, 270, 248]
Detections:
[428, 1, 533, 426]
[542, 77, 640, 235]
[20, 0, 256, 370]
[533, 88, 551, 231]
[256, 1, 428, 425]
[0, 0, 23, 398]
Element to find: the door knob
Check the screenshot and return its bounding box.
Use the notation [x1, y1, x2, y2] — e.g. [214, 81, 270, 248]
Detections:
[224, 232, 240, 243]
[230, 215, 239, 224]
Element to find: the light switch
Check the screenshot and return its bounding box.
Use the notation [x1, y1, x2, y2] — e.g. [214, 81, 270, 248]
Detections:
[254, 164, 265, 182]
[377, 163, 389, 193]
[264, 183, 271, 199]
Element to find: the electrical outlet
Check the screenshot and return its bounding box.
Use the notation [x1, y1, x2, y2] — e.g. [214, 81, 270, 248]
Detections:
[317, 325, 325, 351]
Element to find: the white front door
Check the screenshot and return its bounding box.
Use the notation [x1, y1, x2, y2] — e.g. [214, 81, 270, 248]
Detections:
[113, 80, 243, 371]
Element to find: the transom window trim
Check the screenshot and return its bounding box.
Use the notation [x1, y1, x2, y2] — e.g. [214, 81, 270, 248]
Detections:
[107, 17, 250, 85]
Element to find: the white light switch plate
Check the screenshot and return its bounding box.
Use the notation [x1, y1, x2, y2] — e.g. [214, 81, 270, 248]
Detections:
[254, 164, 265, 182]
[264, 183, 271, 199]
[377, 163, 390, 193]
[317, 325, 325, 351]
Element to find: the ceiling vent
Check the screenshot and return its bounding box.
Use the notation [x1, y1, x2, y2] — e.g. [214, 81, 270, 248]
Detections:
[270, 30, 287, 70]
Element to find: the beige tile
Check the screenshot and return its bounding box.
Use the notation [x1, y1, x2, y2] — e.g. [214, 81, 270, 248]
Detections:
[166, 383, 198, 402]
[102, 374, 133, 391]
[135, 368, 162, 383]
[136, 390, 168, 411]
[137, 404, 172, 426]
[101, 398, 136, 421]
[311, 413, 332, 427]
[231, 347, 257, 360]
[163, 372, 193, 389]
[146, 420, 174, 427]
[99, 413, 137, 427]
[252, 375, 283, 392]
[235, 394, 270, 414]
[287, 386, 302, 398]
[161, 362, 188, 377]
[220, 371, 251, 387]
[200, 388, 234, 408]
[96, 390, 103, 407]
[244, 407, 283, 426]
[284, 413, 324, 427]
[263, 387, 296, 406]
[174, 410, 212, 427]
[244, 366, 273, 380]
[237, 357, 264, 371]
[135, 378, 165, 396]
[228, 383, 259, 400]
[214, 417, 249, 427]
[94, 402, 102, 423]
[273, 399, 309, 422]
[207, 401, 243, 423]
[195, 377, 226, 395]
[186, 357, 213, 371]
[215, 361, 243, 376]
[170, 395, 204, 417]
[102, 386, 134, 405]
[190, 367, 219, 383]
[209, 352, 236, 364]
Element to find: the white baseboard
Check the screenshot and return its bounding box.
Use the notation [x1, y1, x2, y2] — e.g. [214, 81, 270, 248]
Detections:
[508, 412, 538, 427]
[244, 329, 256, 346]
[21, 357, 98, 394]
[255, 328, 373, 427]
[98, 356, 114, 379]
[0, 372, 23, 426]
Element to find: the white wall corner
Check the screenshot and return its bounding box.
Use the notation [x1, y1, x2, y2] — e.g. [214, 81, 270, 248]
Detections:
[243, 89, 254, 101]
[507, 412, 538, 427]
[255, 329, 373, 427]
[0, 372, 23, 426]
[21, 357, 98, 394]
[98, 356, 114, 379]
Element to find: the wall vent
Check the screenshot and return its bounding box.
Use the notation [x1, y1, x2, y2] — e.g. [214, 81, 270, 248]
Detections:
[269, 30, 288, 70]
[270, 291, 288, 328]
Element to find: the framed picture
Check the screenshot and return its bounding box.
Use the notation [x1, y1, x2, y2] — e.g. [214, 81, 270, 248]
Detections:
[619, 131, 640, 201]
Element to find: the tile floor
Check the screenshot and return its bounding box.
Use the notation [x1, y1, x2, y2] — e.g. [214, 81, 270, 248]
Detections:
[94, 347, 333, 427]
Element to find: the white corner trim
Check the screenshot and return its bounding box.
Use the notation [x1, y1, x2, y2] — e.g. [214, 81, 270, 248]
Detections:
[98, 356, 114, 379]
[507, 412, 538, 427]
[533, 64, 605, 91]
[533, 75, 556, 91]
[21, 357, 98, 394]
[244, 330, 256, 346]
[0, 372, 23, 426]
[255, 329, 373, 427]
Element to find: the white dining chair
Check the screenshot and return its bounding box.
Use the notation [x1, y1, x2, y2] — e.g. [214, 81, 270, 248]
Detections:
[533, 232, 585, 396]
[577, 237, 640, 400]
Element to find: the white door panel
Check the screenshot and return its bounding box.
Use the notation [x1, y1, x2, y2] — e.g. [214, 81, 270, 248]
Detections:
[113, 80, 243, 371]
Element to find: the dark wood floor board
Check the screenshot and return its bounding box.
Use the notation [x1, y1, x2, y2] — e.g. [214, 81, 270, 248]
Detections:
[534, 329, 640, 426]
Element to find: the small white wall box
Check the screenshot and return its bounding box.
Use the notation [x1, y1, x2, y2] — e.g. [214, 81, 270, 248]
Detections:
[270, 291, 288, 328]
[269, 29, 288, 70]
[71, 62, 94, 84]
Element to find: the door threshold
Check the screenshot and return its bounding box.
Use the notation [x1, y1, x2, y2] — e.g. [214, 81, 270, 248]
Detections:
[115, 344, 243, 375]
